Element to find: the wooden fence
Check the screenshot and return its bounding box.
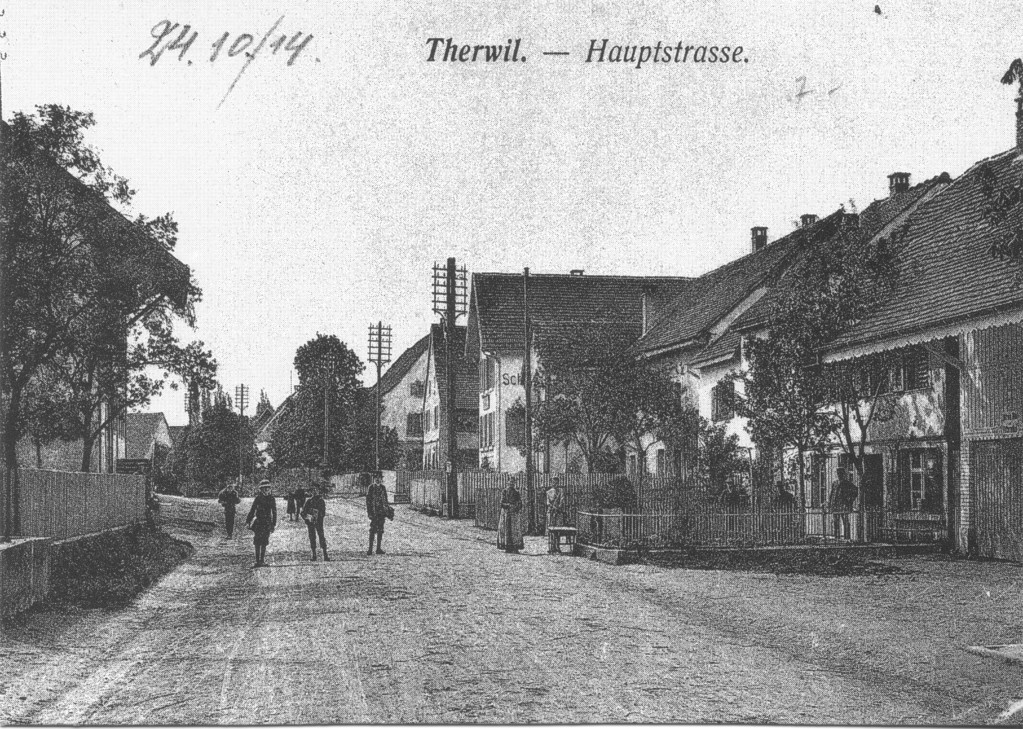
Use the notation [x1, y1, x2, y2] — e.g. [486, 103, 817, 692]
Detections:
[472, 473, 693, 531]
[398, 470, 477, 514]
[575, 505, 943, 549]
[1, 468, 147, 541]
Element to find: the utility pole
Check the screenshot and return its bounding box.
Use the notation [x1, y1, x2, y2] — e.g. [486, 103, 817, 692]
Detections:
[234, 384, 249, 486]
[523, 267, 536, 534]
[367, 322, 392, 471]
[432, 259, 468, 518]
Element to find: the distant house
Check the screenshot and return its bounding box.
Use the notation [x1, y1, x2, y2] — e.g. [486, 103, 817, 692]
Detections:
[421, 324, 478, 470]
[465, 271, 693, 473]
[124, 412, 173, 464]
[372, 332, 431, 470]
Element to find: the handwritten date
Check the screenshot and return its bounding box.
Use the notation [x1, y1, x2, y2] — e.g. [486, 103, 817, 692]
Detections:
[140, 19, 312, 67]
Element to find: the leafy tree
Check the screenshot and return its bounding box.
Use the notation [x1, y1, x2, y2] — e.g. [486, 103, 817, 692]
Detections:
[255, 389, 275, 421]
[1, 105, 210, 533]
[533, 325, 700, 474]
[268, 334, 364, 472]
[737, 211, 904, 499]
[344, 388, 400, 471]
[0, 105, 211, 468]
[176, 394, 257, 491]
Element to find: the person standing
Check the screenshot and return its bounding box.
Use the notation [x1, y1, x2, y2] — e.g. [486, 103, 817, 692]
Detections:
[301, 482, 330, 561]
[497, 478, 525, 554]
[545, 478, 565, 532]
[217, 481, 242, 538]
[293, 484, 308, 519]
[285, 490, 298, 522]
[366, 474, 391, 556]
[830, 467, 858, 540]
[246, 480, 277, 567]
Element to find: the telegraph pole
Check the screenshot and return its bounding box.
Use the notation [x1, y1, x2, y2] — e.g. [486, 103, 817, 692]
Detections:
[234, 384, 249, 486]
[367, 322, 392, 470]
[432, 259, 468, 518]
[523, 267, 536, 534]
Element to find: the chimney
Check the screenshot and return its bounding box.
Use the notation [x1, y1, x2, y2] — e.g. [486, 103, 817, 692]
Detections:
[570, 269, 584, 276]
[888, 172, 911, 196]
[750, 226, 768, 253]
[1017, 94, 1023, 152]
[800, 214, 818, 228]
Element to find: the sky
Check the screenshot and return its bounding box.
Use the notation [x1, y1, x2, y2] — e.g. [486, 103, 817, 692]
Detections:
[6, 0, 1023, 425]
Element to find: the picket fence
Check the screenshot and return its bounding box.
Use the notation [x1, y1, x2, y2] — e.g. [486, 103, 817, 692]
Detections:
[0, 467, 147, 541]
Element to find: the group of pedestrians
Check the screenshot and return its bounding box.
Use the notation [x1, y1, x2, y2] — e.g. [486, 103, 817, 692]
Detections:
[215, 474, 394, 568]
[496, 476, 566, 554]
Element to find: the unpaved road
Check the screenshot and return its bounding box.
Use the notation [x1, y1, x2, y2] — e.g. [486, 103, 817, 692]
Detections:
[3, 497, 1023, 724]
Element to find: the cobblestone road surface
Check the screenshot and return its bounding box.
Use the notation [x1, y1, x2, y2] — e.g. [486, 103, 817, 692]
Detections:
[3, 496, 1023, 724]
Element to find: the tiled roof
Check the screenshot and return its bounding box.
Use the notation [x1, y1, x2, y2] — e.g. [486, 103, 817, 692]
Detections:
[167, 425, 189, 448]
[430, 324, 477, 409]
[730, 174, 950, 335]
[828, 154, 1023, 351]
[376, 333, 430, 396]
[691, 328, 743, 367]
[124, 412, 168, 459]
[638, 227, 813, 354]
[469, 272, 694, 355]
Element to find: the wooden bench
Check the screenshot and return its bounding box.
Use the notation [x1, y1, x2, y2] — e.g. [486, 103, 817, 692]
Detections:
[547, 526, 578, 554]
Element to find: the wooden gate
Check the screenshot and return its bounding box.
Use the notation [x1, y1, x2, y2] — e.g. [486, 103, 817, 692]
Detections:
[971, 438, 1023, 561]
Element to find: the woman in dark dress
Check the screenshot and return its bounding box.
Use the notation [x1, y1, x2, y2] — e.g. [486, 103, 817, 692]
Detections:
[285, 490, 297, 521]
[497, 478, 524, 554]
[246, 480, 277, 567]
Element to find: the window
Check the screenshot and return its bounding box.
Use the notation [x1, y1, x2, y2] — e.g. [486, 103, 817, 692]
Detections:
[481, 393, 491, 411]
[506, 408, 525, 447]
[901, 449, 943, 513]
[406, 412, 423, 437]
[902, 346, 929, 391]
[434, 405, 440, 430]
[410, 380, 425, 398]
[711, 380, 735, 422]
[480, 411, 495, 448]
[480, 357, 495, 391]
[424, 408, 431, 433]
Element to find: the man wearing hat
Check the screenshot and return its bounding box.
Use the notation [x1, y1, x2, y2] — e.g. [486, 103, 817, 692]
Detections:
[217, 480, 242, 538]
[829, 467, 858, 541]
[365, 473, 391, 556]
[301, 481, 330, 561]
[245, 480, 277, 567]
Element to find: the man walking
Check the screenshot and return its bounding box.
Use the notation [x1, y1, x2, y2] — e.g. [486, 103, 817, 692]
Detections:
[246, 480, 277, 567]
[217, 481, 242, 538]
[293, 484, 308, 519]
[301, 482, 330, 561]
[366, 473, 391, 556]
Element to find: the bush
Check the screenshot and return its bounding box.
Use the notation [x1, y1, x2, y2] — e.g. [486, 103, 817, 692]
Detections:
[49, 525, 193, 608]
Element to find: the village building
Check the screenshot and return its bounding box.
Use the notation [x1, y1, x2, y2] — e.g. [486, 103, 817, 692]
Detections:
[124, 412, 173, 467]
[421, 324, 478, 470]
[636, 171, 948, 488]
[465, 271, 693, 473]
[372, 332, 431, 470]
[815, 145, 1023, 557]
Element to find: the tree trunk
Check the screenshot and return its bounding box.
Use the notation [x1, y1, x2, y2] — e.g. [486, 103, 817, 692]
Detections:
[34, 438, 43, 468]
[797, 446, 806, 506]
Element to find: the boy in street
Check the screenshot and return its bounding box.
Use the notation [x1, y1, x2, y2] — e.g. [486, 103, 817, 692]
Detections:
[301, 482, 330, 561]
[217, 481, 242, 538]
[246, 480, 277, 567]
[366, 474, 391, 555]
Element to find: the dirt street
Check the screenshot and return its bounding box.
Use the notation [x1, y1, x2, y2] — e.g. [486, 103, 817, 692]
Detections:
[2, 496, 1023, 724]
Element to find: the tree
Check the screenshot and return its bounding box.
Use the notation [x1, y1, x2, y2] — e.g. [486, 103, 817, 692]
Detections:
[737, 211, 904, 500]
[533, 325, 701, 474]
[268, 334, 364, 472]
[1, 105, 209, 534]
[343, 388, 400, 471]
[255, 389, 275, 421]
[979, 59, 1023, 275]
[176, 393, 257, 491]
